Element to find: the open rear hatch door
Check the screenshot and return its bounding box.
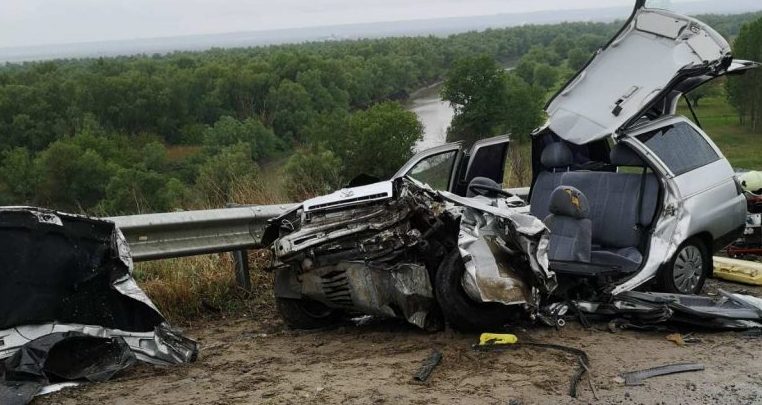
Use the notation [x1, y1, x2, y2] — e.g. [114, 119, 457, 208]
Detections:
[544, 1, 757, 145]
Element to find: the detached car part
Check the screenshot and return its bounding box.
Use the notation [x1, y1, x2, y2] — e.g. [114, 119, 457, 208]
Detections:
[0, 207, 197, 401]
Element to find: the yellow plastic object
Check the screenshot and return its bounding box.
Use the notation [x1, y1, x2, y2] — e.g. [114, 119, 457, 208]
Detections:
[479, 333, 518, 346]
[713, 256, 762, 286]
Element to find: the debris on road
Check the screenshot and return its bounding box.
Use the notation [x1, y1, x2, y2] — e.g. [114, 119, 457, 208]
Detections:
[713, 256, 762, 286]
[0, 208, 197, 404]
[665, 333, 685, 346]
[619, 363, 705, 386]
[1, 332, 136, 405]
[474, 342, 592, 398]
[478, 333, 518, 346]
[412, 350, 443, 383]
[565, 290, 762, 330]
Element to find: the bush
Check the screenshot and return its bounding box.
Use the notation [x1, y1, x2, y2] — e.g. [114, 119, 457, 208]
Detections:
[283, 146, 344, 200]
[195, 143, 260, 206]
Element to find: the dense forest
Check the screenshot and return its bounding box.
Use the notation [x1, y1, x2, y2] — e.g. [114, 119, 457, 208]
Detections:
[0, 11, 759, 214]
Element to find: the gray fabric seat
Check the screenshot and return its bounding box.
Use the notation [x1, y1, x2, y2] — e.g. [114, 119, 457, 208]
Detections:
[543, 186, 592, 263]
[531, 142, 659, 274]
[530, 142, 573, 221]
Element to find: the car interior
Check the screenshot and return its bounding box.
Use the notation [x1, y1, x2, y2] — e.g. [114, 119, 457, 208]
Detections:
[529, 141, 661, 277]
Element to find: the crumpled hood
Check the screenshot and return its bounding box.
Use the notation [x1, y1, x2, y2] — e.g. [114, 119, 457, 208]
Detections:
[546, 5, 732, 145]
[302, 181, 394, 213]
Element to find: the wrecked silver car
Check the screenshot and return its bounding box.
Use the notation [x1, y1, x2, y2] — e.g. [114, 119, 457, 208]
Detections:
[267, 168, 554, 330]
[265, 2, 762, 331]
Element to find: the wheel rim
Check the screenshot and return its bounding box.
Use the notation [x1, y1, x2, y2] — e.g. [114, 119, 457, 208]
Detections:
[672, 245, 703, 293]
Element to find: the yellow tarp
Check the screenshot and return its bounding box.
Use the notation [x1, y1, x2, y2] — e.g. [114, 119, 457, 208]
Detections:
[713, 256, 762, 286]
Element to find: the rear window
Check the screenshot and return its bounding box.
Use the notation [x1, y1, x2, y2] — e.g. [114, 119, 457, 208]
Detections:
[636, 122, 719, 176]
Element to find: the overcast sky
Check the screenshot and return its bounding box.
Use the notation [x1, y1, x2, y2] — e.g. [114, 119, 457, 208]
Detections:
[1, 0, 688, 49]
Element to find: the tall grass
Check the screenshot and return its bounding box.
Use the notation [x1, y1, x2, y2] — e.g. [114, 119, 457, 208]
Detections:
[504, 141, 532, 187]
[134, 251, 274, 324]
[134, 171, 290, 324]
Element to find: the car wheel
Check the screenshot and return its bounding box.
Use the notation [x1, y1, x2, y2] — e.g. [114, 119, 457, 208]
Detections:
[275, 297, 342, 329]
[434, 249, 518, 332]
[661, 239, 709, 294]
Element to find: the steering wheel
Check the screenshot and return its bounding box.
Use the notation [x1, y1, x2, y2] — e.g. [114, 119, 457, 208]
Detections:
[468, 183, 515, 198]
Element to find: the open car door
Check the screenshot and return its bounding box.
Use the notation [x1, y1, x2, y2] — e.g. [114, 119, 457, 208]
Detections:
[452, 135, 510, 196]
[394, 135, 510, 196]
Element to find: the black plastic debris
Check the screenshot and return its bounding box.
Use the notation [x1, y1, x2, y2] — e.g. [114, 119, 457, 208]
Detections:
[619, 362, 705, 386]
[413, 350, 443, 383]
[474, 342, 592, 398]
[0, 332, 136, 405]
[0, 208, 162, 332]
[0, 207, 197, 402]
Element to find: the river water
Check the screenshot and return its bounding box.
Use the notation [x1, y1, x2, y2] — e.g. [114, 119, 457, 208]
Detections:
[406, 82, 454, 152]
[407, 67, 514, 152]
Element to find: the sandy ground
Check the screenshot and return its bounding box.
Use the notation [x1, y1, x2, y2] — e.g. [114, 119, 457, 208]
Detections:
[40, 278, 762, 405]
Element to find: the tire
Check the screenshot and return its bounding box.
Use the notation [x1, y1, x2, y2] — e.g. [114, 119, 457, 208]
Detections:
[660, 238, 709, 294]
[275, 297, 342, 329]
[434, 249, 518, 331]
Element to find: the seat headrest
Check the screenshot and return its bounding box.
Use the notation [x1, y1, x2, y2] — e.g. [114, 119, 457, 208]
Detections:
[549, 186, 590, 219]
[541, 142, 573, 169]
[610, 143, 646, 167]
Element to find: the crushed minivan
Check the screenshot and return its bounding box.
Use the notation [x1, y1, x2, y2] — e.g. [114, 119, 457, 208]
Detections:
[264, 2, 762, 331]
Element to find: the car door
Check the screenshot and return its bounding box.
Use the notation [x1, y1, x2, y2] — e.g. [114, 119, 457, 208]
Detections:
[452, 135, 510, 196]
[393, 143, 463, 192]
[393, 136, 510, 196]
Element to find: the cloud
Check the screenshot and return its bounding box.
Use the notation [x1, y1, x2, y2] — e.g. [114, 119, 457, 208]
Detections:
[0, 0, 642, 48]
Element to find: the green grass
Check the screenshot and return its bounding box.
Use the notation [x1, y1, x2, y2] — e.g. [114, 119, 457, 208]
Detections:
[678, 95, 762, 170]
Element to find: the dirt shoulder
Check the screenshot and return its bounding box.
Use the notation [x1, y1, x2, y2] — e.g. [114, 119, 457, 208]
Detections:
[40, 279, 762, 404]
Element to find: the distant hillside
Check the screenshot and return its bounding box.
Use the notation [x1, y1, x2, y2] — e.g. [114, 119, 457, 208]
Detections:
[2, 0, 761, 63]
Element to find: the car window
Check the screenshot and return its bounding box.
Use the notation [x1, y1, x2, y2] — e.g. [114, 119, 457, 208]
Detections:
[636, 122, 719, 176]
[407, 151, 457, 191]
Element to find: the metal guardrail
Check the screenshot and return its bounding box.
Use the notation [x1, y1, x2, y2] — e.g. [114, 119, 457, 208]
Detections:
[107, 204, 297, 262]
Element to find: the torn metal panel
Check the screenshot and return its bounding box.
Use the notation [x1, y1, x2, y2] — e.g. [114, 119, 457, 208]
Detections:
[0, 207, 197, 365]
[299, 262, 437, 329]
[440, 191, 556, 308]
[565, 290, 762, 330]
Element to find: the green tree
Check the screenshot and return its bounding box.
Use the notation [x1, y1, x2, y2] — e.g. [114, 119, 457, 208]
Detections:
[727, 17, 762, 131]
[283, 146, 344, 200]
[532, 64, 560, 90]
[100, 168, 186, 214]
[204, 116, 283, 161]
[345, 102, 422, 179]
[0, 147, 38, 204]
[303, 102, 421, 180]
[34, 141, 115, 211]
[442, 55, 545, 145]
[442, 55, 513, 144]
[195, 143, 260, 206]
[567, 48, 591, 71]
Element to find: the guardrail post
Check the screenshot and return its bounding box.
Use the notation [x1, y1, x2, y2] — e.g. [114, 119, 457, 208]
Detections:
[232, 249, 252, 292]
[225, 202, 252, 292]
